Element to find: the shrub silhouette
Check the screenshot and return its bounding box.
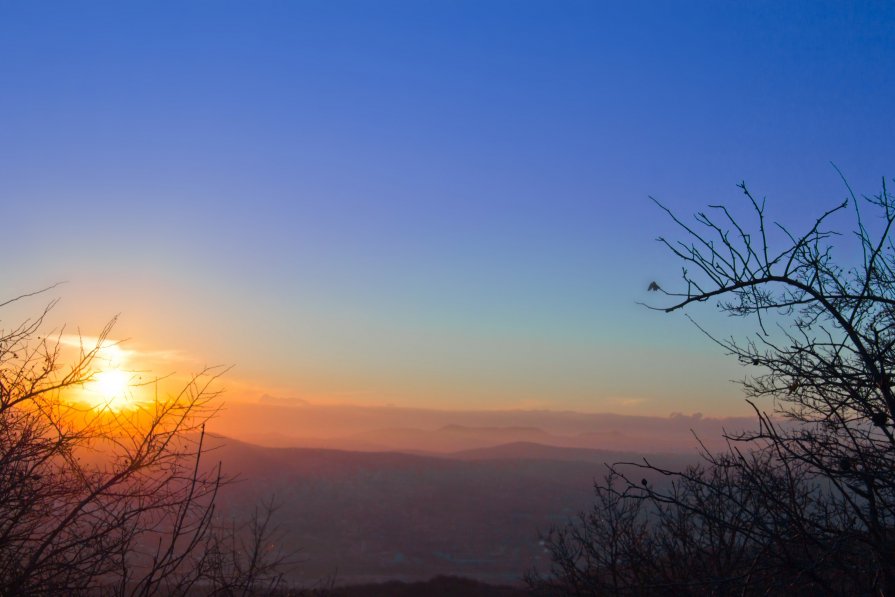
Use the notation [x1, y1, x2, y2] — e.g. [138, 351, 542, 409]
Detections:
[528, 178, 895, 595]
[0, 291, 288, 595]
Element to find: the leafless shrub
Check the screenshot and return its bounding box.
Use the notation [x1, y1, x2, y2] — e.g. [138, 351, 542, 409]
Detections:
[0, 291, 291, 595]
[529, 176, 895, 594]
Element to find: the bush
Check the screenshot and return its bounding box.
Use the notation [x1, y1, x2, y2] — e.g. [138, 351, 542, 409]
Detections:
[0, 291, 287, 595]
[528, 178, 895, 594]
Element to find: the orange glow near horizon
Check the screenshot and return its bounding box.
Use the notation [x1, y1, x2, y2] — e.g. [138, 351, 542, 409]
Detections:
[84, 367, 136, 411]
[56, 337, 150, 412]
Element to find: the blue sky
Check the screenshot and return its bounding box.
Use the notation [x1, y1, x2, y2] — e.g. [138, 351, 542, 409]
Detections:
[2, 1, 894, 414]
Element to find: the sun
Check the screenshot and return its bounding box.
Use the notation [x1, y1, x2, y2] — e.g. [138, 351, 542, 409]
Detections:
[85, 368, 134, 411]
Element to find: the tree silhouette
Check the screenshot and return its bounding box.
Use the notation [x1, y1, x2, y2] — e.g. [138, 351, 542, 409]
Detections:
[0, 290, 289, 595]
[529, 176, 895, 594]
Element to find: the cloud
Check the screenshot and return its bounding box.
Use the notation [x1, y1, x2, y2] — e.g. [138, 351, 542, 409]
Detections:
[136, 348, 187, 363]
[57, 334, 123, 350]
[605, 396, 650, 408]
[56, 335, 185, 369]
[57, 334, 133, 366]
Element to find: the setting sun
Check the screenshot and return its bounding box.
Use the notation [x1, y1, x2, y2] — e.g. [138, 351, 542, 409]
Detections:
[85, 368, 134, 411]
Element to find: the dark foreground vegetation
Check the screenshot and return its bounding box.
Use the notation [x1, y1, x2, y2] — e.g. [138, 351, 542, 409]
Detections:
[0, 294, 290, 594]
[325, 575, 528, 597]
[529, 178, 895, 595]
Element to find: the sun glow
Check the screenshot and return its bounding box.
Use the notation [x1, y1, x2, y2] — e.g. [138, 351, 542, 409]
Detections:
[85, 368, 135, 411]
[57, 336, 162, 412]
[85, 343, 135, 410]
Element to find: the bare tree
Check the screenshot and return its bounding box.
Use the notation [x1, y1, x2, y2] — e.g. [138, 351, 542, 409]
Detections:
[193, 496, 294, 596]
[0, 289, 290, 595]
[529, 176, 895, 594]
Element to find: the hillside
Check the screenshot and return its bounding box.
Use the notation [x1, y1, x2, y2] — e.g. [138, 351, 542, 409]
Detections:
[207, 436, 695, 586]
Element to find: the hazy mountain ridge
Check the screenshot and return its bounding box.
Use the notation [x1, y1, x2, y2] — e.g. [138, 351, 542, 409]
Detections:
[204, 401, 748, 584]
[211, 399, 758, 454]
[446, 441, 670, 463]
[208, 435, 696, 586]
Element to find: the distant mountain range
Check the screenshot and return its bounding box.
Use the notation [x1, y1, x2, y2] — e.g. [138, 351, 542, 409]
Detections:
[203, 398, 759, 585]
[210, 397, 759, 454]
[205, 434, 696, 586]
[448, 441, 653, 462]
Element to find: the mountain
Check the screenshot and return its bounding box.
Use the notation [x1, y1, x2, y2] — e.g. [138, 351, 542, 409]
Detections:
[206, 436, 698, 586]
[340, 425, 560, 453]
[449, 441, 653, 463]
[209, 399, 758, 454]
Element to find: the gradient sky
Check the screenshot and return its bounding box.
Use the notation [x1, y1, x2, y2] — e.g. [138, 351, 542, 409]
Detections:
[2, 1, 894, 415]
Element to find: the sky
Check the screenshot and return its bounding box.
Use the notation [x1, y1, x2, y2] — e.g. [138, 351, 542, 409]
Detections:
[2, 1, 894, 415]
